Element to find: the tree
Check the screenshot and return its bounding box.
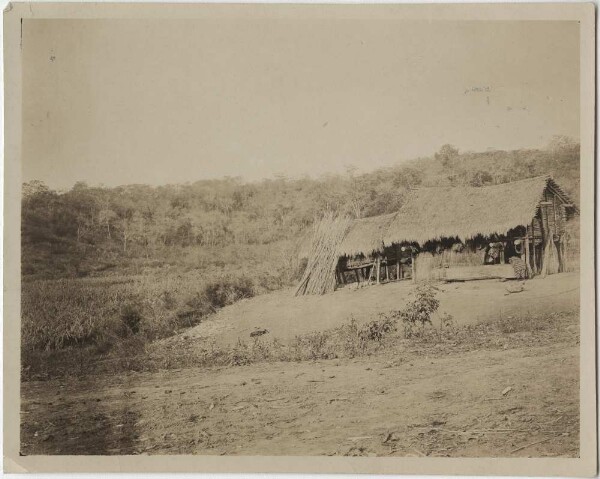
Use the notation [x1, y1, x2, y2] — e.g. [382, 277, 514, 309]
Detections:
[469, 170, 494, 187]
[98, 208, 117, 240]
[435, 144, 459, 168]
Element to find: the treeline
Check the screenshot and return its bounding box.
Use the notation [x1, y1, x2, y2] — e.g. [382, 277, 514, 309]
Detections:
[22, 137, 580, 278]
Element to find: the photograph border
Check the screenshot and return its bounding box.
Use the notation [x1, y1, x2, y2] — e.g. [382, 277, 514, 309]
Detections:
[4, 2, 596, 475]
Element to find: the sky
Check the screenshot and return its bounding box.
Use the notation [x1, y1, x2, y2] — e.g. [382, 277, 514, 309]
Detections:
[22, 18, 580, 190]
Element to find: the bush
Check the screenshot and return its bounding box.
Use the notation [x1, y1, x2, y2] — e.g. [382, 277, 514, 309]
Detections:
[120, 303, 142, 335]
[290, 331, 335, 360]
[359, 315, 397, 342]
[203, 276, 255, 308]
[389, 283, 440, 338]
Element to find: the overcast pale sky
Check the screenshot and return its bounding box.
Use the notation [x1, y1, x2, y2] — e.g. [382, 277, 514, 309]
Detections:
[23, 19, 579, 190]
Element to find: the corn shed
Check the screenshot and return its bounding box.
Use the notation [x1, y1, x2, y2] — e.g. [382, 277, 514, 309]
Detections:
[382, 175, 578, 281]
[296, 175, 578, 294]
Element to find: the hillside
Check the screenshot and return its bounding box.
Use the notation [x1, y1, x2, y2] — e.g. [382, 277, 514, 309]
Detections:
[22, 137, 580, 281]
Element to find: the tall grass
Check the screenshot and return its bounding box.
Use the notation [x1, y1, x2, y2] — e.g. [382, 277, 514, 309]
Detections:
[21, 270, 288, 356]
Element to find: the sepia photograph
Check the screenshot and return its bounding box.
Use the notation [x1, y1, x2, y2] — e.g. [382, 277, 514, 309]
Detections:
[3, 2, 596, 475]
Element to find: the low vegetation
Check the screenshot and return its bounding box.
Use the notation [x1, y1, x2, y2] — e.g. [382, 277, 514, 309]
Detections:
[21, 271, 295, 377]
[22, 279, 578, 382]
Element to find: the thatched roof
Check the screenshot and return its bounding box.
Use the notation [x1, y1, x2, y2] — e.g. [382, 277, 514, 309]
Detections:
[297, 176, 576, 263]
[383, 175, 576, 246]
[337, 212, 397, 257]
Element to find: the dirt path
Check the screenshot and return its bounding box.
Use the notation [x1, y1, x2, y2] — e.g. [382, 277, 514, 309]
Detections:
[21, 335, 579, 457]
[170, 273, 579, 347]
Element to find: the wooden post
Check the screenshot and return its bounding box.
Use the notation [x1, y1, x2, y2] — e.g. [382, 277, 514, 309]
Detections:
[355, 268, 360, 284]
[524, 235, 531, 277]
[552, 196, 563, 272]
[562, 235, 568, 272]
[552, 195, 558, 233]
[366, 263, 374, 282]
[411, 253, 416, 283]
[396, 259, 401, 280]
[385, 262, 390, 281]
[376, 257, 381, 284]
[540, 205, 549, 277]
[531, 218, 540, 274]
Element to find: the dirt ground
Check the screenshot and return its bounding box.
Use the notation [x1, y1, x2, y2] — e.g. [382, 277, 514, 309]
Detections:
[166, 273, 579, 346]
[21, 274, 580, 457]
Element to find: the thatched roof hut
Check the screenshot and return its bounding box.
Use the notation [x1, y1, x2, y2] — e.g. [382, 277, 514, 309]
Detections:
[296, 175, 577, 293]
[383, 175, 576, 246]
[336, 212, 397, 257]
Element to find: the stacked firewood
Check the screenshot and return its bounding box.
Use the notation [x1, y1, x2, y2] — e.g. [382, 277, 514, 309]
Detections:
[295, 214, 352, 296]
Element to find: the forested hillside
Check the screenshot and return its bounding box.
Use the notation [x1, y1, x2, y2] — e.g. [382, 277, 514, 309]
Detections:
[22, 137, 580, 280]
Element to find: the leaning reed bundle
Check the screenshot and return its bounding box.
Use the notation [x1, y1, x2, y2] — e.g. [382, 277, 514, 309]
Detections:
[295, 214, 352, 296]
[540, 236, 560, 277]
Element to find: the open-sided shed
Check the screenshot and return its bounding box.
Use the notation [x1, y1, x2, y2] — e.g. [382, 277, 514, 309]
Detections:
[383, 175, 578, 280]
[296, 176, 578, 294]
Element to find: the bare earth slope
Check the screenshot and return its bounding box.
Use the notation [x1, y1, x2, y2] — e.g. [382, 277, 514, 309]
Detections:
[168, 273, 579, 346]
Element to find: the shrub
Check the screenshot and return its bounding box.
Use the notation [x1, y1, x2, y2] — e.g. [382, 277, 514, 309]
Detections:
[439, 312, 457, 337]
[389, 283, 440, 338]
[228, 340, 252, 366]
[120, 303, 142, 335]
[290, 331, 335, 360]
[359, 315, 397, 342]
[203, 276, 255, 308]
[177, 292, 213, 327]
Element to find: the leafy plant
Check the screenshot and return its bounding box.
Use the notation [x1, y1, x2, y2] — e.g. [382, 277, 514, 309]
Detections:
[359, 315, 397, 342]
[389, 283, 440, 338]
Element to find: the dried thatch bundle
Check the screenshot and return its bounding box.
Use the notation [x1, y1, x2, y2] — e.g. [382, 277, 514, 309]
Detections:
[295, 214, 352, 296]
[540, 237, 560, 276]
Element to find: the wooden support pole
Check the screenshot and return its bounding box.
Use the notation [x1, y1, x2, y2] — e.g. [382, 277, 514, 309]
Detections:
[562, 235, 568, 272]
[411, 253, 416, 283]
[376, 257, 381, 284]
[385, 262, 390, 281]
[552, 195, 558, 233]
[355, 269, 360, 284]
[396, 259, 401, 280]
[531, 218, 540, 274]
[540, 205, 550, 277]
[552, 196, 564, 272]
[524, 235, 531, 278]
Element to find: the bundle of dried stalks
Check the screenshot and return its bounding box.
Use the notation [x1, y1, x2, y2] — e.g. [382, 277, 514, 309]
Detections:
[541, 237, 560, 276]
[295, 214, 352, 296]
